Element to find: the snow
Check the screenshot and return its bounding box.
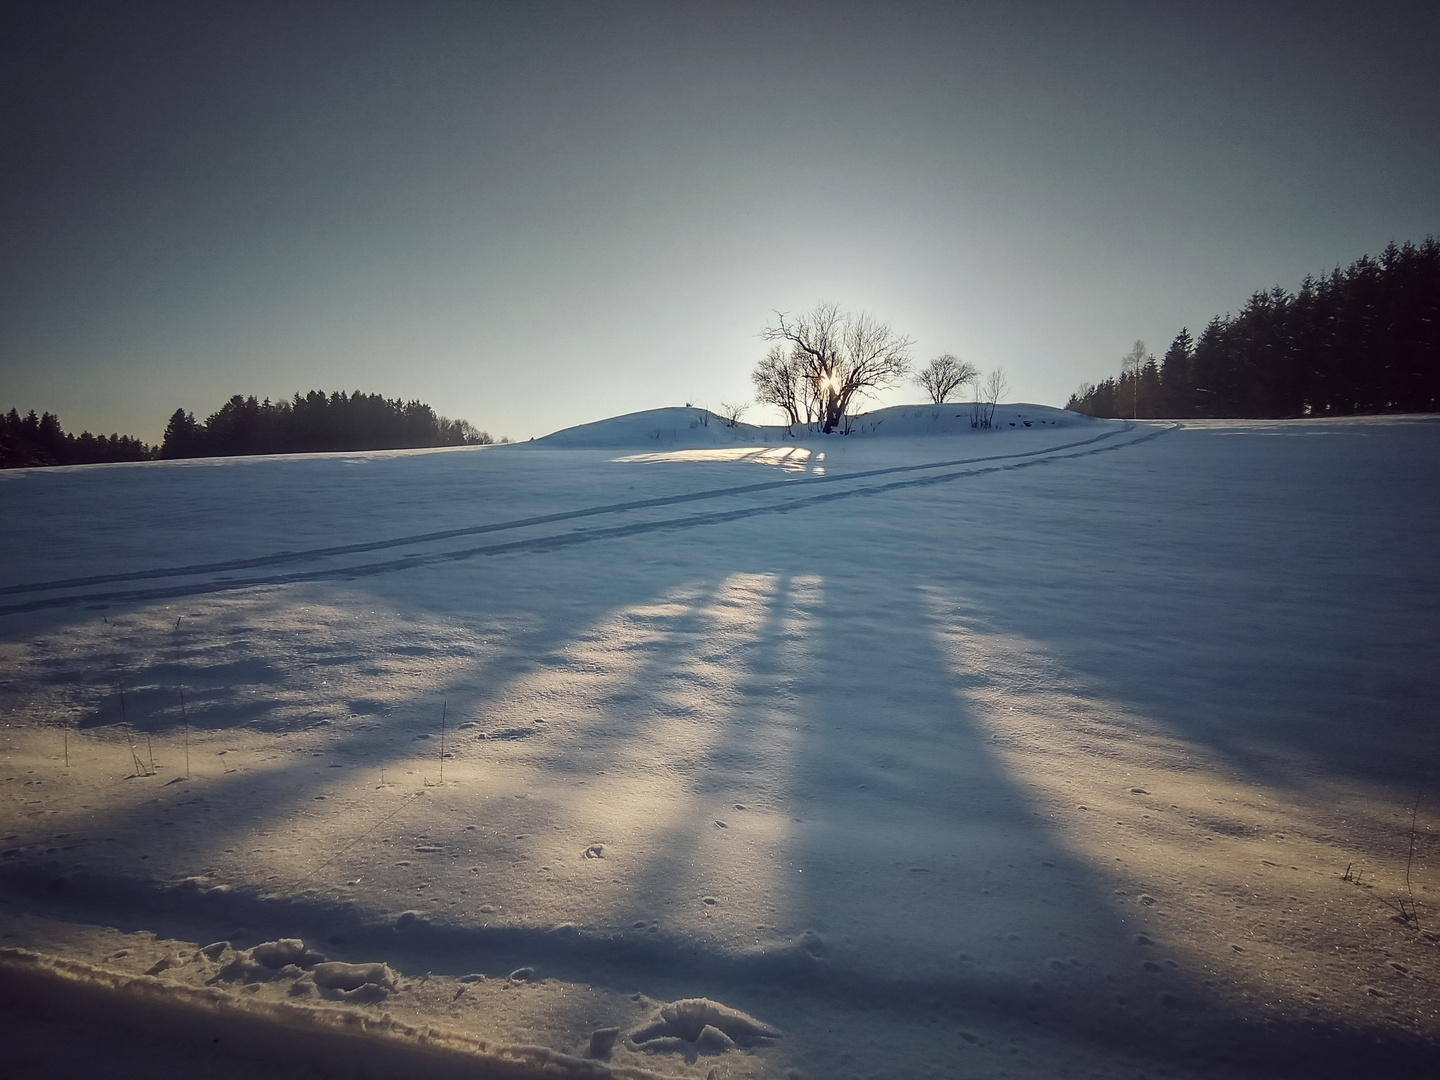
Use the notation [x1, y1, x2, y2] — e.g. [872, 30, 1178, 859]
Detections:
[2, 405, 1438, 1079]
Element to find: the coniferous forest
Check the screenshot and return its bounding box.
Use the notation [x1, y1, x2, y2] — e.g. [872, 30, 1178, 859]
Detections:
[159, 391, 494, 458]
[0, 409, 155, 468]
[1, 391, 496, 469]
[1068, 238, 1440, 419]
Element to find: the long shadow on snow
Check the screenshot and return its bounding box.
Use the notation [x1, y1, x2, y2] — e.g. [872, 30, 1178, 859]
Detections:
[775, 561, 1439, 1078]
[9, 428, 1436, 1076]
[898, 422, 1440, 792]
[0, 557, 777, 920]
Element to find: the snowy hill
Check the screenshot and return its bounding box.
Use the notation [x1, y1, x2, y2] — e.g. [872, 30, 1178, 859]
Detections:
[1, 412, 1438, 1079]
[531, 402, 1091, 448]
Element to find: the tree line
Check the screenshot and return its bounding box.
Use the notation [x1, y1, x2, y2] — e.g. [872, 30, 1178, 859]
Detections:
[1068, 237, 1440, 419]
[160, 390, 495, 458]
[1, 409, 154, 468]
[1, 390, 497, 469]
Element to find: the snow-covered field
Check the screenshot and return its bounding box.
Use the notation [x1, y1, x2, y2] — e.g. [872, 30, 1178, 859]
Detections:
[2, 404, 1437, 1079]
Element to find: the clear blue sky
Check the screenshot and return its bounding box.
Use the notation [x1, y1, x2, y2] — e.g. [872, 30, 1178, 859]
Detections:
[3, 1, 1437, 442]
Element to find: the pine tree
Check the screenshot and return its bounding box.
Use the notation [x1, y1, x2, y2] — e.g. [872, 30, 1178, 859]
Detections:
[160, 408, 208, 459]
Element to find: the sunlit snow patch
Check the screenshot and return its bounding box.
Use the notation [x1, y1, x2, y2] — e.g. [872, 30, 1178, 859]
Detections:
[613, 446, 812, 471]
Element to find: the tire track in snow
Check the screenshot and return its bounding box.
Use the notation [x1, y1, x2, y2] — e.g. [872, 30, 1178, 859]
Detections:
[2, 425, 1132, 598]
[1, 425, 1171, 615]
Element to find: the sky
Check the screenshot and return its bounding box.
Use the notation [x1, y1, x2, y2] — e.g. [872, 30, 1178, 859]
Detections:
[2, 1, 1437, 444]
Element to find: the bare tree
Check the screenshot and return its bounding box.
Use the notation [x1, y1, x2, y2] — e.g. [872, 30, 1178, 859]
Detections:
[915, 353, 978, 404]
[759, 302, 914, 433]
[718, 400, 749, 427]
[751, 344, 808, 428]
[985, 367, 1009, 403]
[1120, 339, 1146, 420]
[971, 367, 1010, 429]
[985, 367, 1010, 429]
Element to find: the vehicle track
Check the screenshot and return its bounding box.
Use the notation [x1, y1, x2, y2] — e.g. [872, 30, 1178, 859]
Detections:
[1, 424, 1170, 615]
[1, 426, 1133, 598]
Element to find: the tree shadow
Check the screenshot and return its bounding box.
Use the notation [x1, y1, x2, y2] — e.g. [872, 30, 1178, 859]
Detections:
[4, 423, 1440, 1077]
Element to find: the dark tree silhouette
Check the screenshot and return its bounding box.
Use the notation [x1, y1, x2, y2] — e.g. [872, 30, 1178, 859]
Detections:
[1159, 328, 1194, 416]
[159, 409, 209, 459]
[5, 388, 494, 469]
[759, 302, 913, 433]
[158, 390, 494, 459]
[752, 344, 816, 428]
[1068, 238, 1440, 418]
[1, 408, 154, 468]
[915, 353, 978, 404]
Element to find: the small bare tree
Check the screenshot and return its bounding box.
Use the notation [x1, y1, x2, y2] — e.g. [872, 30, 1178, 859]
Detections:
[759, 302, 914, 433]
[984, 367, 1010, 428]
[1120, 339, 1146, 420]
[971, 367, 1009, 429]
[915, 353, 978, 404]
[718, 400, 749, 428]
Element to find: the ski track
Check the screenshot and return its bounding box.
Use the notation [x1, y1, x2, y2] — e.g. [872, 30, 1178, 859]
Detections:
[0, 424, 1166, 616]
[0, 425, 1133, 598]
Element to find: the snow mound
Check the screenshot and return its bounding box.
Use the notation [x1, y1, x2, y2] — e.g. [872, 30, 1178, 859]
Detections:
[209, 938, 398, 1003]
[532, 403, 1092, 449]
[626, 996, 780, 1060]
[843, 401, 1090, 437]
[0, 946, 661, 1079]
[658, 997, 780, 1042]
[530, 407, 768, 449]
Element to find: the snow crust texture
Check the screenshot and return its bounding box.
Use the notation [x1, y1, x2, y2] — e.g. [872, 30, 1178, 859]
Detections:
[2, 407, 1438, 1079]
